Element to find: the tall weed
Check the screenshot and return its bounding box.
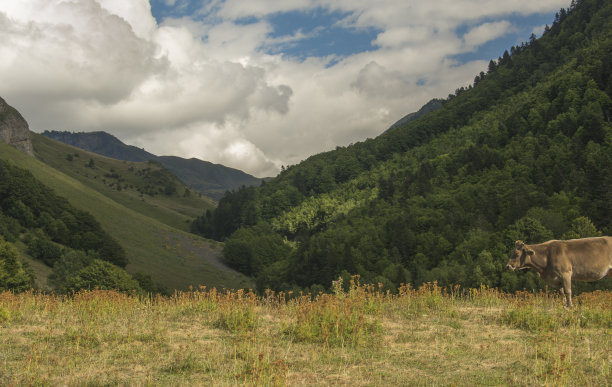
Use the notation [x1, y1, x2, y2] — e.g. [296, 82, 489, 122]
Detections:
[0, 305, 10, 323]
[214, 289, 259, 334]
[500, 290, 612, 332]
[0, 284, 610, 385]
[285, 277, 382, 348]
[233, 337, 288, 386]
[395, 282, 457, 318]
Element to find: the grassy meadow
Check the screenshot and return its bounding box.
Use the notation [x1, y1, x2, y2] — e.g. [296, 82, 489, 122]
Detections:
[1, 280, 610, 386]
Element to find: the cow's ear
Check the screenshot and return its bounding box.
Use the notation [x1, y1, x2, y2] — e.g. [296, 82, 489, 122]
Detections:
[526, 248, 535, 256]
[515, 240, 524, 249]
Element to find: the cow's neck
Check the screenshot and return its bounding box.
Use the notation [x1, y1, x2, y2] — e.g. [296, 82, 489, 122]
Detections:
[525, 244, 548, 273]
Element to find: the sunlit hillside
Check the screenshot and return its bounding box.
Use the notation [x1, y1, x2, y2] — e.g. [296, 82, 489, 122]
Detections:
[0, 140, 253, 291]
[32, 133, 216, 233]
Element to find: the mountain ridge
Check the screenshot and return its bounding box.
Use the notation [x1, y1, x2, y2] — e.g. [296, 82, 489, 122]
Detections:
[386, 98, 445, 132]
[42, 130, 263, 201]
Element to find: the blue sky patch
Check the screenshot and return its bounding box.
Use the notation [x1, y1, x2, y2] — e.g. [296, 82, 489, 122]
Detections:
[263, 9, 381, 59]
[150, 1, 560, 66]
[452, 13, 555, 64]
[150, 1, 381, 60]
[150, 0, 203, 21]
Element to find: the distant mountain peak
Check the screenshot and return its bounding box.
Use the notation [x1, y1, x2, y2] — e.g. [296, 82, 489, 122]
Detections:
[41, 130, 156, 162]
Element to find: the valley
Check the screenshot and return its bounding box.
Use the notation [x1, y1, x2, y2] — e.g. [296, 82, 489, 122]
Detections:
[0, 1, 611, 385]
[41, 130, 264, 201]
[0, 140, 253, 291]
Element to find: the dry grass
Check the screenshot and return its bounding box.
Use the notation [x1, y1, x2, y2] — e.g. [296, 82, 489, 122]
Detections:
[0, 281, 610, 386]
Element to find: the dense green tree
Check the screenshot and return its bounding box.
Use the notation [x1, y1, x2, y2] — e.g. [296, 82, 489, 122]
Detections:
[562, 216, 602, 239]
[27, 237, 63, 267]
[64, 259, 141, 293]
[223, 223, 293, 277]
[0, 210, 21, 242]
[48, 250, 94, 291]
[0, 238, 34, 291]
[0, 160, 126, 267]
[505, 217, 554, 246]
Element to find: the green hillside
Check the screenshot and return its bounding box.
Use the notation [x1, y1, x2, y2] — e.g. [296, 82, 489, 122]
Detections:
[156, 155, 266, 201]
[386, 98, 444, 132]
[32, 133, 215, 232]
[0, 140, 253, 291]
[193, 0, 612, 293]
[41, 130, 264, 201]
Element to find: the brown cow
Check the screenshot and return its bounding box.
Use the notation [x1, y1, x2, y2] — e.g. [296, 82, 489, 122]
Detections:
[507, 237, 612, 307]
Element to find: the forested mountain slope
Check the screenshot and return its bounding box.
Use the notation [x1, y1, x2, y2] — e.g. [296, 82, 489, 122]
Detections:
[386, 98, 444, 132]
[192, 0, 612, 293]
[0, 155, 126, 292]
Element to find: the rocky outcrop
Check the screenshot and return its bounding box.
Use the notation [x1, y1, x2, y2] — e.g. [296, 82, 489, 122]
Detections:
[0, 97, 34, 156]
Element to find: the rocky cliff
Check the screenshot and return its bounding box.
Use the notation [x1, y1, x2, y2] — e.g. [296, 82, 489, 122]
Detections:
[0, 97, 34, 156]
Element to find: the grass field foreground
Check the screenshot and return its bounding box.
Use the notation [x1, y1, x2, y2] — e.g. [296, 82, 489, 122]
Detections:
[0, 280, 610, 386]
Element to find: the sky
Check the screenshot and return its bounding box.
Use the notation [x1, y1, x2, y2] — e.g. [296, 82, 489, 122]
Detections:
[0, 0, 569, 177]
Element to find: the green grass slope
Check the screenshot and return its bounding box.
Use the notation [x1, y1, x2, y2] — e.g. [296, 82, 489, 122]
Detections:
[0, 141, 253, 291]
[32, 133, 215, 232]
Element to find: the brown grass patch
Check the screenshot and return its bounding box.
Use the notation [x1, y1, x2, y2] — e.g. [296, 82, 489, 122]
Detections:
[0, 285, 610, 385]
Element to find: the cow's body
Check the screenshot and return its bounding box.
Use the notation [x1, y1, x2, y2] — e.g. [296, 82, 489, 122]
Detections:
[507, 237, 612, 307]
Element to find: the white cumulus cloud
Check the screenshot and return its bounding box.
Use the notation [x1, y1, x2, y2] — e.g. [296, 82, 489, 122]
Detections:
[463, 21, 514, 48]
[0, 0, 568, 177]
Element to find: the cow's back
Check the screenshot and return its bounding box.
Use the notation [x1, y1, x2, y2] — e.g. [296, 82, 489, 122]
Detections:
[556, 237, 612, 280]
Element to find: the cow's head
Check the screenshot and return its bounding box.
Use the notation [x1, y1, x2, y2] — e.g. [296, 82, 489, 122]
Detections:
[506, 240, 534, 271]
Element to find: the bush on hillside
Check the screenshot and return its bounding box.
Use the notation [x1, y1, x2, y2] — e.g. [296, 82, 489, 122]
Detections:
[64, 259, 140, 293]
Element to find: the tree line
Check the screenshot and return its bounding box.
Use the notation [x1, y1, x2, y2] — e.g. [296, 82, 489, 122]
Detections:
[192, 0, 612, 294]
[0, 160, 163, 294]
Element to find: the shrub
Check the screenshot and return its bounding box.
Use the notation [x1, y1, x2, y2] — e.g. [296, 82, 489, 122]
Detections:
[64, 260, 141, 293]
[0, 238, 34, 292]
